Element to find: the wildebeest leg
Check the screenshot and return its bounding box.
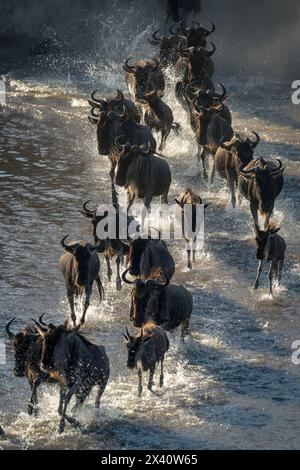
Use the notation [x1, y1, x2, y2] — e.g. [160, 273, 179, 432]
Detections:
[210, 158, 216, 184]
[159, 359, 164, 388]
[67, 287, 76, 326]
[59, 385, 81, 434]
[105, 254, 113, 282]
[142, 196, 152, 231]
[79, 285, 92, 325]
[250, 204, 259, 226]
[115, 253, 122, 292]
[200, 148, 209, 181]
[160, 191, 169, 204]
[109, 161, 116, 198]
[228, 172, 237, 208]
[28, 378, 41, 416]
[159, 128, 170, 151]
[253, 259, 264, 290]
[277, 258, 284, 285]
[95, 275, 104, 301]
[58, 387, 66, 415]
[268, 261, 275, 297]
[138, 369, 143, 397]
[192, 237, 197, 263]
[187, 249, 192, 270]
[94, 382, 106, 417]
[264, 211, 272, 230]
[148, 364, 156, 391]
[181, 318, 191, 342]
[197, 145, 203, 164]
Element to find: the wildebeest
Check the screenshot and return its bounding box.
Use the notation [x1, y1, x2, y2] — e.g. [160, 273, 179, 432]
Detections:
[128, 277, 193, 340]
[215, 132, 260, 207]
[147, 29, 180, 68]
[59, 235, 104, 325]
[175, 188, 209, 269]
[175, 75, 215, 117]
[238, 158, 284, 228]
[192, 102, 234, 182]
[88, 105, 156, 191]
[176, 41, 216, 84]
[177, 19, 215, 48]
[123, 58, 165, 104]
[114, 141, 172, 214]
[80, 197, 140, 291]
[140, 89, 181, 150]
[253, 223, 286, 296]
[88, 89, 140, 123]
[5, 316, 53, 416]
[122, 238, 175, 283]
[123, 322, 169, 396]
[38, 323, 110, 433]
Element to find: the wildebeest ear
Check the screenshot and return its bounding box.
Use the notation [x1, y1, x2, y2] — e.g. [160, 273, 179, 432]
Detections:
[204, 203, 210, 209]
[270, 227, 281, 234]
[78, 210, 94, 219]
[88, 116, 99, 125]
[142, 333, 154, 343]
[122, 333, 128, 342]
[174, 199, 184, 208]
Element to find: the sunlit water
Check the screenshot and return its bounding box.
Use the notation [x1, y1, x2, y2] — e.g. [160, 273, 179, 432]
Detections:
[1, 22, 300, 450]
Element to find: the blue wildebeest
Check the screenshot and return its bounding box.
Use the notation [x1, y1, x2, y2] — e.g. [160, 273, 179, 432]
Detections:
[114, 141, 172, 217]
[140, 88, 181, 151]
[128, 275, 193, 340]
[147, 29, 180, 68]
[238, 158, 284, 228]
[177, 19, 215, 48]
[175, 41, 216, 85]
[175, 188, 209, 270]
[123, 57, 165, 104]
[59, 235, 104, 325]
[5, 315, 54, 416]
[38, 323, 110, 434]
[192, 101, 234, 182]
[123, 322, 169, 396]
[253, 223, 286, 296]
[215, 132, 260, 207]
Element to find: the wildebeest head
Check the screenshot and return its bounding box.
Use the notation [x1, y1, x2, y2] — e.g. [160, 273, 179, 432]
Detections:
[240, 158, 284, 214]
[114, 139, 152, 187]
[175, 188, 209, 235]
[192, 100, 224, 145]
[185, 82, 226, 108]
[254, 223, 281, 260]
[61, 235, 100, 286]
[178, 19, 215, 48]
[148, 29, 179, 67]
[39, 324, 64, 371]
[177, 41, 216, 79]
[88, 103, 127, 155]
[88, 89, 125, 113]
[220, 131, 260, 166]
[123, 57, 164, 101]
[5, 318, 41, 377]
[123, 326, 153, 369]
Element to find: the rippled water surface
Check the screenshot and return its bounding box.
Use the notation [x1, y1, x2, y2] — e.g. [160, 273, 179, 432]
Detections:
[0, 32, 300, 450]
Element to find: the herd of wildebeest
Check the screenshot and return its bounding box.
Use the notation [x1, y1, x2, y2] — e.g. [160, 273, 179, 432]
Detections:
[4, 19, 287, 435]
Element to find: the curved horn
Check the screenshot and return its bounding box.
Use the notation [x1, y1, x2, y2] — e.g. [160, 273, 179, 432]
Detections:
[192, 98, 203, 115]
[83, 200, 96, 215]
[204, 20, 216, 36]
[177, 40, 189, 57]
[114, 135, 131, 153]
[250, 131, 260, 148]
[5, 317, 16, 339]
[220, 135, 237, 150]
[269, 159, 283, 175]
[90, 107, 101, 118]
[90, 90, 106, 105]
[39, 313, 48, 326]
[206, 42, 216, 57]
[31, 318, 48, 332]
[121, 268, 136, 284]
[107, 105, 126, 120]
[213, 83, 227, 101]
[240, 164, 256, 176]
[152, 30, 162, 42]
[61, 235, 78, 253]
[123, 58, 135, 74]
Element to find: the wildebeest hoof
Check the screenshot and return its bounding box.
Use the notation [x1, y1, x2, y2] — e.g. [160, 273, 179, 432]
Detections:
[58, 421, 65, 434]
[252, 284, 258, 290]
[27, 404, 34, 416]
[159, 378, 163, 388]
[188, 262, 192, 271]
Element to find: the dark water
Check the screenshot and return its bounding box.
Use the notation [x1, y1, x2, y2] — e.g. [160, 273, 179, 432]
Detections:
[1, 26, 300, 450]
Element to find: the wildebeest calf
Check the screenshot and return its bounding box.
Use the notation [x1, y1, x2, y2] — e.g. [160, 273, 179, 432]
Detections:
[141, 89, 181, 150]
[59, 235, 104, 325]
[253, 223, 286, 296]
[38, 323, 110, 434]
[123, 322, 169, 396]
[5, 316, 54, 416]
[175, 188, 209, 270]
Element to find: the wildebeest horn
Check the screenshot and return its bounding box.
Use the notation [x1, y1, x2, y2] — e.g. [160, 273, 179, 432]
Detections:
[204, 20, 216, 36]
[269, 159, 283, 175]
[123, 58, 135, 74]
[220, 135, 237, 150]
[88, 115, 99, 125]
[121, 268, 136, 284]
[206, 42, 216, 57]
[249, 131, 260, 148]
[114, 135, 131, 153]
[31, 318, 48, 332]
[152, 30, 162, 42]
[192, 98, 203, 115]
[83, 200, 96, 215]
[39, 313, 48, 326]
[91, 90, 106, 104]
[213, 83, 227, 101]
[116, 89, 124, 101]
[5, 317, 16, 339]
[107, 105, 126, 120]
[184, 82, 198, 102]
[61, 235, 79, 253]
[240, 164, 256, 176]
[169, 25, 177, 35]
[90, 107, 101, 118]
[177, 40, 189, 57]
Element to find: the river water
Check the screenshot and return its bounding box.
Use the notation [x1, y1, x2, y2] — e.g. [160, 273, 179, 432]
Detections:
[0, 23, 300, 450]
